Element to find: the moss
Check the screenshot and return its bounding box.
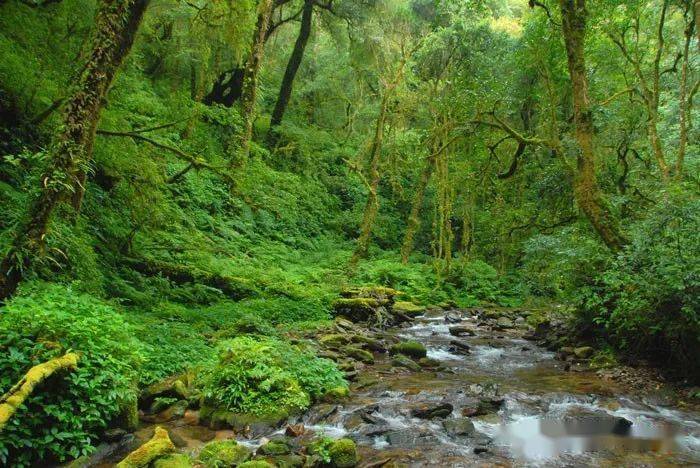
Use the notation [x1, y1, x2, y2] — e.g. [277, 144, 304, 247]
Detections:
[322, 386, 350, 401]
[350, 334, 385, 352]
[329, 438, 358, 468]
[389, 341, 427, 359]
[152, 454, 193, 468]
[116, 426, 176, 468]
[332, 298, 379, 322]
[197, 440, 251, 467]
[391, 354, 421, 371]
[392, 301, 426, 317]
[238, 461, 275, 468]
[113, 396, 139, 431]
[319, 334, 350, 348]
[258, 439, 292, 455]
[199, 405, 288, 431]
[342, 346, 374, 364]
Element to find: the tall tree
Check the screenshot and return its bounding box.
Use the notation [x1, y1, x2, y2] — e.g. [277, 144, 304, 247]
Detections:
[0, 0, 150, 301]
[269, 0, 315, 131]
[559, 0, 628, 251]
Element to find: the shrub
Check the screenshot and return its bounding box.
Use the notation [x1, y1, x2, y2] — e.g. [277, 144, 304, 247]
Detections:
[201, 337, 346, 416]
[0, 283, 141, 466]
[577, 193, 700, 378]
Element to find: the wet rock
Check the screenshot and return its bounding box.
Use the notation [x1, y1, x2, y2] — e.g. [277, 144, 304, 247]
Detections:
[386, 429, 440, 447]
[303, 404, 338, 425]
[285, 424, 305, 437]
[449, 325, 476, 337]
[342, 346, 375, 364]
[393, 301, 426, 318]
[142, 400, 189, 423]
[495, 317, 514, 329]
[468, 382, 500, 399]
[351, 334, 386, 352]
[574, 346, 595, 359]
[270, 454, 305, 468]
[199, 407, 287, 436]
[523, 320, 551, 341]
[418, 357, 442, 369]
[391, 354, 421, 372]
[444, 311, 462, 323]
[442, 418, 475, 436]
[449, 340, 471, 354]
[544, 413, 633, 437]
[389, 341, 427, 359]
[103, 428, 127, 443]
[140, 374, 191, 409]
[410, 402, 453, 419]
[473, 446, 489, 454]
[329, 438, 359, 468]
[258, 438, 292, 456]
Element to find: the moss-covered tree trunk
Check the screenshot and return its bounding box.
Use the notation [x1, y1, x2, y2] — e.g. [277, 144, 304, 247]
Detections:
[677, 11, 694, 178]
[232, 0, 274, 166]
[559, 0, 627, 252]
[0, 0, 150, 302]
[269, 0, 314, 131]
[400, 150, 435, 264]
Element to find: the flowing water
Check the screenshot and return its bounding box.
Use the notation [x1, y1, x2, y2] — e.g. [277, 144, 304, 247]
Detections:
[298, 309, 700, 467]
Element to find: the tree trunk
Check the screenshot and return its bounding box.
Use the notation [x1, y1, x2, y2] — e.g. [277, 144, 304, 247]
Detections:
[0, 0, 150, 302]
[400, 150, 435, 264]
[232, 0, 274, 166]
[269, 0, 313, 131]
[559, 0, 627, 251]
[677, 11, 694, 178]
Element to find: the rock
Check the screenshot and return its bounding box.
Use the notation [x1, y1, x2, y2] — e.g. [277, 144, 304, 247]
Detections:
[271, 454, 305, 468]
[442, 418, 475, 436]
[199, 407, 287, 435]
[391, 354, 421, 372]
[103, 428, 127, 443]
[285, 424, 305, 437]
[389, 341, 427, 359]
[410, 402, 453, 419]
[197, 440, 251, 467]
[351, 334, 386, 352]
[468, 382, 500, 399]
[140, 374, 191, 409]
[334, 317, 357, 332]
[524, 320, 551, 341]
[322, 386, 350, 402]
[116, 426, 175, 468]
[393, 301, 426, 318]
[574, 346, 595, 359]
[340, 286, 398, 304]
[319, 334, 351, 348]
[448, 340, 471, 354]
[444, 311, 462, 323]
[332, 298, 380, 322]
[418, 357, 442, 368]
[153, 454, 193, 468]
[495, 317, 514, 329]
[386, 429, 440, 446]
[449, 325, 476, 337]
[342, 346, 375, 364]
[473, 446, 489, 454]
[329, 438, 359, 468]
[543, 413, 632, 437]
[258, 439, 292, 456]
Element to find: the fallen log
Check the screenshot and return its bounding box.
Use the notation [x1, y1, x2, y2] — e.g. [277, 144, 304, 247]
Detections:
[0, 352, 79, 431]
[116, 426, 175, 468]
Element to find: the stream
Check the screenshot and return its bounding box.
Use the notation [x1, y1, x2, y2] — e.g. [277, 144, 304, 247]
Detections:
[105, 308, 700, 467]
[299, 308, 700, 466]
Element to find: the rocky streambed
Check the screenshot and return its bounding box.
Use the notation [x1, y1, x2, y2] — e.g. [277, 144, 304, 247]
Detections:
[94, 295, 700, 467]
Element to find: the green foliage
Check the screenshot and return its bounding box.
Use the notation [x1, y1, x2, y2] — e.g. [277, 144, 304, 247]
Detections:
[201, 337, 346, 416]
[577, 192, 700, 377]
[0, 283, 141, 466]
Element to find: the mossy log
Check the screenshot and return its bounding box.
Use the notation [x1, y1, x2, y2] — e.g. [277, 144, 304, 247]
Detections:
[116, 426, 176, 468]
[124, 257, 257, 299]
[0, 352, 79, 431]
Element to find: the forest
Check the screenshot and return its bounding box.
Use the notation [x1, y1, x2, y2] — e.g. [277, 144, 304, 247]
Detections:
[0, 0, 698, 466]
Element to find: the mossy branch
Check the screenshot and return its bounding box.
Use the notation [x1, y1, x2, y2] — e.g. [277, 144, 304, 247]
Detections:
[0, 352, 79, 431]
[116, 426, 175, 468]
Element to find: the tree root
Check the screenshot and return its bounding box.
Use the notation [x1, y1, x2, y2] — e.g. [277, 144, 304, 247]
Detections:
[0, 352, 79, 431]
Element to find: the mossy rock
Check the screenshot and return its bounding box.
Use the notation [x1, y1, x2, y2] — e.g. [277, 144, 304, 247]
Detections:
[332, 298, 379, 322]
[392, 301, 426, 317]
[272, 454, 305, 467]
[113, 396, 139, 431]
[391, 354, 421, 372]
[319, 334, 351, 348]
[418, 357, 442, 368]
[238, 461, 275, 468]
[258, 439, 292, 456]
[389, 341, 427, 359]
[329, 438, 359, 468]
[140, 373, 191, 408]
[197, 440, 251, 467]
[116, 426, 176, 468]
[342, 346, 374, 364]
[340, 286, 399, 302]
[350, 335, 386, 352]
[322, 385, 350, 402]
[200, 406, 288, 432]
[153, 454, 193, 468]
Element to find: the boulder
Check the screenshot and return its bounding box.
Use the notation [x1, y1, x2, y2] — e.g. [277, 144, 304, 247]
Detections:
[574, 346, 595, 359]
[444, 311, 462, 323]
[495, 317, 514, 329]
[418, 357, 442, 369]
[351, 334, 386, 352]
[391, 354, 421, 372]
[342, 346, 374, 364]
[319, 334, 351, 348]
[392, 301, 426, 318]
[332, 298, 380, 322]
[258, 439, 292, 456]
[197, 440, 251, 467]
[140, 374, 191, 409]
[410, 402, 453, 419]
[386, 429, 440, 446]
[442, 418, 476, 436]
[449, 326, 476, 337]
[389, 341, 427, 359]
[328, 438, 359, 468]
[152, 454, 193, 468]
[449, 340, 471, 354]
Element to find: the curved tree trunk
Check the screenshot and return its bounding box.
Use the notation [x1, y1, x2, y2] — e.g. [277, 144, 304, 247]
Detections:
[0, 0, 150, 302]
[400, 150, 435, 264]
[559, 0, 627, 251]
[269, 0, 314, 131]
[231, 0, 275, 166]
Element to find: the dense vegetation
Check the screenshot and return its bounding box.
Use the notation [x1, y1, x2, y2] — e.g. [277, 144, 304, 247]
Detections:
[0, 0, 697, 465]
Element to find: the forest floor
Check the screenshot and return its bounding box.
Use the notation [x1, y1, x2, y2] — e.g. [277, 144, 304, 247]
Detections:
[99, 305, 700, 467]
